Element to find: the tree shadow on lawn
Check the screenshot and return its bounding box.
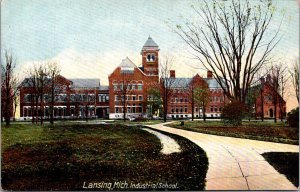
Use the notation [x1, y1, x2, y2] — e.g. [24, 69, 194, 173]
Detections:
[262, 152, 299, 187]
[2, 124, 208, 191]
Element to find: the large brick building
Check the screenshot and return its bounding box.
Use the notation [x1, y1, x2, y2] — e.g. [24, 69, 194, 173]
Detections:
[108, 37, 160, 119]
[18, 36, 286, 120]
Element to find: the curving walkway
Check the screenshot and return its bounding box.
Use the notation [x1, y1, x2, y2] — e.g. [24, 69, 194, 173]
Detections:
[147, 122, 298, 190]
[142, 127, 181, 154]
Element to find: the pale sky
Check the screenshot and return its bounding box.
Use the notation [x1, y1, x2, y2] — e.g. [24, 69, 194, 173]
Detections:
[1, 0, 299, 111]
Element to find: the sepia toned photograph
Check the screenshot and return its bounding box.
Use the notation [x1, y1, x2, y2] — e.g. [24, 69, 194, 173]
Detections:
[1, 0, 299, 191]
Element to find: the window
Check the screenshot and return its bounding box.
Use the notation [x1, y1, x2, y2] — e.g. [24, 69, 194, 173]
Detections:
[176, 108, 178, 113]
[180, 107, 183, 113]
[114, 84, 118, 90]
[180, 98, 183, 102]
[214, 107, 217, 112]
[175, 98, 178, 103]
[132, 95, 136, 101]
[184, 98, 188, 102]
[115, 95, 119, 101]
[147, 54, 156, 62]
[172, 108, 174, 113]
[210, 107, 213, 112]
[116, 107, 119, 113]
[138, 95, 143, 101]
[184, 107, 187, 113]
[138, 84, 143, 90]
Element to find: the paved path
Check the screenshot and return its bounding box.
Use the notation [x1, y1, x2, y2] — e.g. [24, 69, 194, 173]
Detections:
[142, 128, 181, 154]
[147, 122, 299, 190]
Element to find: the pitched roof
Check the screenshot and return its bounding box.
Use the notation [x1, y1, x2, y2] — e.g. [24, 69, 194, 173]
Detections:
[167, 78, 192, 88]
[203, 78, 224, 88]
[70, 79, 100, 88]
[118, 57, 136, 68]
[164, 77, 224, 89]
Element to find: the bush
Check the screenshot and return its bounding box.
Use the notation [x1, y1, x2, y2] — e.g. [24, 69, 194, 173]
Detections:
[287, 107, 299, 128]
[221, 101, 248, 126]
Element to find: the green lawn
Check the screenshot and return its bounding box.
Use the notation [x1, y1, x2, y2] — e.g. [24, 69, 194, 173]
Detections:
[262, 152, 299, 187]
[2, 123, 208, 191]
[168, 121, 299, 145]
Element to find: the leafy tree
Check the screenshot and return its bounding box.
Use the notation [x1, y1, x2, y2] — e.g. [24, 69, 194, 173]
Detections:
[287, 107, 299, 128]
[194, 87, 210, 122]
[146, 87, 162, 118]
[222, 101, 248, 126]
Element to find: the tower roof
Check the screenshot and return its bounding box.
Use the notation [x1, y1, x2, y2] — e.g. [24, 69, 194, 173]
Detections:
[141, 36, 159, 52]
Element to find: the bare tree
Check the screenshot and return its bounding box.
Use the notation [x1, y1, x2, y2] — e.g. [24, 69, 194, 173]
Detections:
[47, 62, 61, 125]
[27, 68, 38, 124]
[290, 58, 299, 103]
[1, 51, 18, 126]
[173, 0, 282, 104]
[36, 65, 49, 125]
[267, 65, 288, 123]
[160, 57, 175, 122]
[115, 72, 133, 121]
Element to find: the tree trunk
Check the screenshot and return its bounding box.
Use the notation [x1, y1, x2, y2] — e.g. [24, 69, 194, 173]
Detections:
[191, 101, 194, 121]
[203, 102, 206, 122]
[163, 90, 167, 122]
[261, 88, 264, 122]
[50, 83, 55, 125]
[40, 94, 44, 125]
[274, 98, 277, 123]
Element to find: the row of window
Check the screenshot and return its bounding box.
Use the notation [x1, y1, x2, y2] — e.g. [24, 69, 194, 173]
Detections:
[210, 89, 223, 93]
[171, 114, 221, 118]
[210, 96, 224, 102]
[113, 84, 143, 91]
[210, 106, 223, 112]
[24, 94, 109, 103]
[171, 98, 189, 103]
[115, 95, 143, 101]
[23, 106, 97, 117]
[115, 106, 143, 113]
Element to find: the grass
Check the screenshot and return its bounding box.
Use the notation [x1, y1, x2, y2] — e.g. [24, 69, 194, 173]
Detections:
[2, 123, 208, 191]
[168, 120, 299, 145]
[262, 152, 299, 187]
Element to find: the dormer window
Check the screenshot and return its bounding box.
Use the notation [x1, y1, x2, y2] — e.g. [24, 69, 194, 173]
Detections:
[146, 54, 156, 62]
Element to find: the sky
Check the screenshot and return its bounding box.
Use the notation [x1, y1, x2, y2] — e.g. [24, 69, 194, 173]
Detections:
[1, 0, 299, 111]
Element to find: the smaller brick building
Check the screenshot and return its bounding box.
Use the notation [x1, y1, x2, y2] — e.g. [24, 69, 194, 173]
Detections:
[19, 76, 109, 120]
[166, 71, 228, 119]
[253, 75, 286, 119]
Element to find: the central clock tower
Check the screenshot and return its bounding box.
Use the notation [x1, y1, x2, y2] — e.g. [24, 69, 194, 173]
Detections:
[141, 36, 160, 77]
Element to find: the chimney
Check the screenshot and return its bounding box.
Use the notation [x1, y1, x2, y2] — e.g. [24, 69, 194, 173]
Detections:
[170, 70, 175, 78]
[207, 70, 213, 78]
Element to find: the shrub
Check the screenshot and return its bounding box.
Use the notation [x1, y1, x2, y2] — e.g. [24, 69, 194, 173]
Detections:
[221, 101, 248, 126]
[287, 107, 299, 128]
